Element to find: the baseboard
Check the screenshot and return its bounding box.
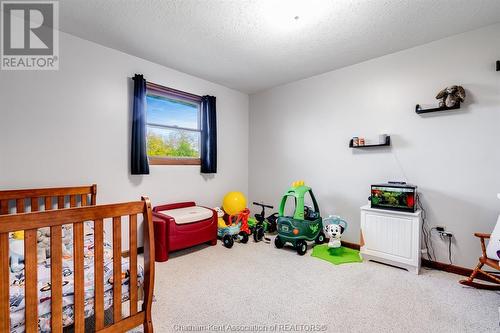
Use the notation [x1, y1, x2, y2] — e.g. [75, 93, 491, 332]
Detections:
[340, 241, 496, 282]
[341, 240, 360, 250]
[421, 259, 471, 276]
[421, 259, 497, 282]
[121, 246, 144, 258]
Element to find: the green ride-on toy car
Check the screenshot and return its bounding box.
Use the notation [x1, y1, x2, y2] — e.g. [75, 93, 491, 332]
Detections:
[274, 181, 325, 255]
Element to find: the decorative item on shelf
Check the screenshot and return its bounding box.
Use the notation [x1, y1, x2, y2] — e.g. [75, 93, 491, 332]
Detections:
[436, 85, 465, 108]
[352, 137, 359, 147]
[497, 60, 500, 71]
[349, 135, 391, 148]
[416, 85, 465, 114]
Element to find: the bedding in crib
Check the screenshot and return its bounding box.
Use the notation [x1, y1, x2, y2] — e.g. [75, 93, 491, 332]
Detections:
[8, 223, 144, 333]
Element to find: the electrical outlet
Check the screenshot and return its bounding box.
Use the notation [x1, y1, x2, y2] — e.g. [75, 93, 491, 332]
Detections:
[432, 226, 453, 239]
[440, 231, 453, 238]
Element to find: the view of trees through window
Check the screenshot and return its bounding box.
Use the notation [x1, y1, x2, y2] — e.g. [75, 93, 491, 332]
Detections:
[146, 93, 200, 159]
[146, 130, 199, 158]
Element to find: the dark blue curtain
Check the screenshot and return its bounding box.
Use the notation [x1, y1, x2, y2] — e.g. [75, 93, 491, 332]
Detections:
[131, 74, 150, 175]
[200, 95, 217, 173]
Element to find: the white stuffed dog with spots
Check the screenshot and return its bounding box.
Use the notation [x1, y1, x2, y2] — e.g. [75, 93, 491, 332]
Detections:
[324, 223, 345, 249]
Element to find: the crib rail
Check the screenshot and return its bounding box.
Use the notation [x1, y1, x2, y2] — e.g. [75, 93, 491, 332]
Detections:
[0, 197, 155, 332]
[0, 184, 97, 215]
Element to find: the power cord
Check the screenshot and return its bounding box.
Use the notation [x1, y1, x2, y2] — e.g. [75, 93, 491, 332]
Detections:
[417, 194, 435, 261]
[447, 235, 453, 265]
[430, 226, 454, 265]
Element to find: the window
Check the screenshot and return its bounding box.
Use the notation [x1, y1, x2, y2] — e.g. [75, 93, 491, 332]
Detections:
[145, 83, 202, 165]
[282, 195, 297, 218]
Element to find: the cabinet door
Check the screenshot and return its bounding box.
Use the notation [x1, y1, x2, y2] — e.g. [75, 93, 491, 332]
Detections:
[363, 212, 413, 259]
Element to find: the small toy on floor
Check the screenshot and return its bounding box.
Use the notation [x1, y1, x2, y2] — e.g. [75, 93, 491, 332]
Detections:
[248, 202, 278, 242]
[217, 191, 251, 248]
[323, 215, 348, 249]
[215, 207, 226, 229]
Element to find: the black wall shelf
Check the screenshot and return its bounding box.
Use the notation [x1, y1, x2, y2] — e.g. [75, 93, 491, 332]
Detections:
[349, 136, 391, 148]
[415, 103, 460, 114]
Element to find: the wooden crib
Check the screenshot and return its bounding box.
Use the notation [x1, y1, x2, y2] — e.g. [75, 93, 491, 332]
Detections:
[0, 185, 155, 332]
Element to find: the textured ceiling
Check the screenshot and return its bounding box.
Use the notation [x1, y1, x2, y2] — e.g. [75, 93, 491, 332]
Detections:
[59, 0, 500, 93]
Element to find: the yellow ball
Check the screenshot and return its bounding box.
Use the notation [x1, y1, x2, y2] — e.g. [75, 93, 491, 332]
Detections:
[222, 191, 247, 215]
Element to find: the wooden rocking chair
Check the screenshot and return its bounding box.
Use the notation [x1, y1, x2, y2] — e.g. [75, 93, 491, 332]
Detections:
[459, 232, 500, 290]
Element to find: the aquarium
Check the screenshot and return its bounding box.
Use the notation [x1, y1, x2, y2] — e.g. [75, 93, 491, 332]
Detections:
[370, 183, 417, 213]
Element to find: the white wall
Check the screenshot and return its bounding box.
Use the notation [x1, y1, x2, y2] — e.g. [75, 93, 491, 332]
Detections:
[249, 24, 500, 268]
[0, 32, 249, 246]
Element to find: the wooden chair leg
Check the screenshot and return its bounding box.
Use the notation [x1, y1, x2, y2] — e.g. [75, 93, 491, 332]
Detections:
[477, 267, 500, 284]
[467, 260, 484, 282]
[459, 233, 499, 290]
[144, 320, 154, 333]
[459, 258, 500, 290]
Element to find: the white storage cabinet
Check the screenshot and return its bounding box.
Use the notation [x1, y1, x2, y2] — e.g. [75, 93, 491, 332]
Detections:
[360, 205, 422, 274]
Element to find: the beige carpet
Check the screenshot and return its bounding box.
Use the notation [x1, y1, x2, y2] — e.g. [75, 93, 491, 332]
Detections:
[142, 241, 499, 332]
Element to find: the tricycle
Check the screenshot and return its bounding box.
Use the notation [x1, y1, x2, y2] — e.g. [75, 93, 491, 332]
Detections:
[248, 202, 278, 242]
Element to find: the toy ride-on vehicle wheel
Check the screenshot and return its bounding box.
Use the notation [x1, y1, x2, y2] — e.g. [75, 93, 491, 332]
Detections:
[222, 235, 234, 248]
[253, 226, 265, 242]
[296, 240, 307, 255]
[274, 235, 284, 248]
[239, 231, 249, 244]
[315, 232, 326, 244]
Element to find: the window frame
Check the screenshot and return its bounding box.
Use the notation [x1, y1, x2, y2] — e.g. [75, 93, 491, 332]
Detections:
[145, 82, 202, 166]
[282, 195, 297, 218]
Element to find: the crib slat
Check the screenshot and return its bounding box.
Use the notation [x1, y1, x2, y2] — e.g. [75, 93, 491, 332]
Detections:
[0, 200, 7, 333]
[16, 198, 25, 213]
[113, 216, 122, 323]
[91, 184, 97, 206]
[0, 233, 9, 332]
[129, 214, 138, 315]
[94, 218, 105, 330]
[50, 225, 63, 332]
[45, 196, 52, 211]
[70, 195, 77, 208]
[0, 198, 7, 333]
[0, 200, 7, 215]
[81, 194, 88, 207]
[57, 196, 65, 209]
[24, 229, 38, 332]
[31, 197, 39, 212]
[73, 222, 85, 332]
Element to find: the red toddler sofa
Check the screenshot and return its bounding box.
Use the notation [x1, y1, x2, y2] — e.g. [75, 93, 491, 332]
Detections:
[152, 202, 218, 262]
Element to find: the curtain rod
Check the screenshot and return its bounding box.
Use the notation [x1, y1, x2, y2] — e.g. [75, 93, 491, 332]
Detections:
[131, 76, 202, 101]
